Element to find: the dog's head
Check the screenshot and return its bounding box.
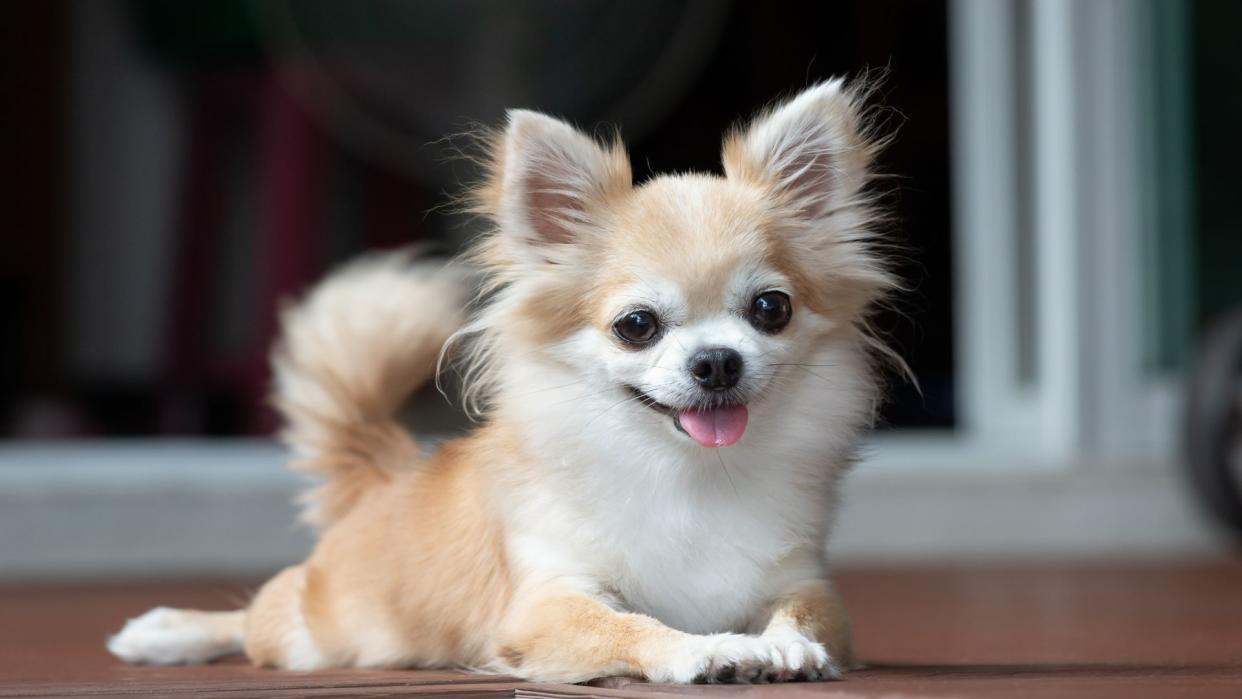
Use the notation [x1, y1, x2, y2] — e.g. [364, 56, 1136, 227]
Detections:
[464, 80, 895, 452]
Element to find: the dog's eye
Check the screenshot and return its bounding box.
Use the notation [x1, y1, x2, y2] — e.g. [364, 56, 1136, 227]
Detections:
[749, 291, 792, 333]
[613, 310, 660, 345]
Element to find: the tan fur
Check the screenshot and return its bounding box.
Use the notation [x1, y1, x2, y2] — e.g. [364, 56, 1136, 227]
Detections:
[270, 251, 468, 526]
[111, 80, 895, 684]
[762, 582, 857, 670]
[496, 593, 688, 682]
[249, 432, 517, 670]
[244, 566, 311, 668]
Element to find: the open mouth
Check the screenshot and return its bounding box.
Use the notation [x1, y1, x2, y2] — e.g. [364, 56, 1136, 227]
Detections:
[625, 385, 750, 448]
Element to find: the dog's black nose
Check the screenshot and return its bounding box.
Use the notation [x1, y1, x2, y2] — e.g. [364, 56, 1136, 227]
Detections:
[688, 347, 744, 391]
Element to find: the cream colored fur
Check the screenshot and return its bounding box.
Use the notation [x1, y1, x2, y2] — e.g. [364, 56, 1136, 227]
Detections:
[108, 80, 895, 684]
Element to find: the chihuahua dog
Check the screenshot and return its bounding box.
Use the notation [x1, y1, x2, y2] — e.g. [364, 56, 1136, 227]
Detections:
[109, 79, 897, 684]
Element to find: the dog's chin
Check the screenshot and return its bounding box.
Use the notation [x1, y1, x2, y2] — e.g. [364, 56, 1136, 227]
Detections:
[623, 385, 753, 448]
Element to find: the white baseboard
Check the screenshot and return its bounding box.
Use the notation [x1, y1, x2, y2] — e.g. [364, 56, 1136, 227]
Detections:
[833, 464, 1232, 561]
[0, 439, 1232, 580]
[0, 441, 310, 580]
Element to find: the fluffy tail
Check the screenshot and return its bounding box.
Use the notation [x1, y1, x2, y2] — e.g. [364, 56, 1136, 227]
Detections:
[272, 250, 469, 526]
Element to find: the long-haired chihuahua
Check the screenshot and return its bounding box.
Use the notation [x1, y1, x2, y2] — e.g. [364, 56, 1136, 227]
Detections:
[109, 79, 898, 684]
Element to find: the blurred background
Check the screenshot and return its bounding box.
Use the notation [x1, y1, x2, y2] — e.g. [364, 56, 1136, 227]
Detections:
[1, 0, 1240, 579]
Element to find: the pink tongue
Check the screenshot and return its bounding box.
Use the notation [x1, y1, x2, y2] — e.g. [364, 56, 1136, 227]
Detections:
[677, 404, 749, 448]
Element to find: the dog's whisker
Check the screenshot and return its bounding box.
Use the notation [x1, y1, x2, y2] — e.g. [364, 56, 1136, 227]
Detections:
[582, 392, 649, 429]
[715, 450, 740, 497]
[506, 379, 590, 399]
[795, 365, 839, 387]
[544, 385, 632, 408]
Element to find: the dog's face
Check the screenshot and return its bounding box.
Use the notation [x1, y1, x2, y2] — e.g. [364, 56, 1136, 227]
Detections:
[473, 81, 892, 450]
[579, 178, 829, 448]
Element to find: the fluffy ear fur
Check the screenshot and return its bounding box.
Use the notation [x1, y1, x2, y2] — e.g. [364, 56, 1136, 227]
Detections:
[480, 110, 631, 258]
[722, 79, 873, 222]
[455, 113, 630, 415]
[723, 80, 894, 314]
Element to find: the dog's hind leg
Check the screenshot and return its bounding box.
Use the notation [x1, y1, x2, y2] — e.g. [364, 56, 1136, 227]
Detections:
[108, 606, 245, 665]
[242, 565, 331, 670]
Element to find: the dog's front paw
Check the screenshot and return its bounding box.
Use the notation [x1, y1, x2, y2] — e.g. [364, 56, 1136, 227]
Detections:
[647, 632, 839, 684]
[759, 631, 839, 682]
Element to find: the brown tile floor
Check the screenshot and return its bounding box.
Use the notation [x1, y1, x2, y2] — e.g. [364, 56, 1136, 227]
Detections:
[2, 561, 1241, 697]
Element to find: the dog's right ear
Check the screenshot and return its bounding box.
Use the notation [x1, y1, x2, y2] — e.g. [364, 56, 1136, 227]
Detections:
[477, 111, 631, 255]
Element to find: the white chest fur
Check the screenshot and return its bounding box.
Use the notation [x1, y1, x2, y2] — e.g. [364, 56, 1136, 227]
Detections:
[496, 344, 865, 634]
[604, 473, 812, 634]
[504, 437, 836, 635]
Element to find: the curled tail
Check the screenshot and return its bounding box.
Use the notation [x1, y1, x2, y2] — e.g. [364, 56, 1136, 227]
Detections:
[272, 250, 469, 527]
[108, 252, 467, 667]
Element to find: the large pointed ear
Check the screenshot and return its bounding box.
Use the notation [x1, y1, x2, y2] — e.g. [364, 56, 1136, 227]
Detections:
[480, 110, 631, 254]
[725, 80, 895, 315]
[722, 80, 873, 222]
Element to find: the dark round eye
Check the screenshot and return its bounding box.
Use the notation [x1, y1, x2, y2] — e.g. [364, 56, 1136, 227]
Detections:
[613, 310, 660, 345]
[749, 291, 792, 333]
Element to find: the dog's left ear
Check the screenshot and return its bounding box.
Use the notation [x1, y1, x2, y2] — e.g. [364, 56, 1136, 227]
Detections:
[724, 80, 894, 315]
[722, 80, 872, 224]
